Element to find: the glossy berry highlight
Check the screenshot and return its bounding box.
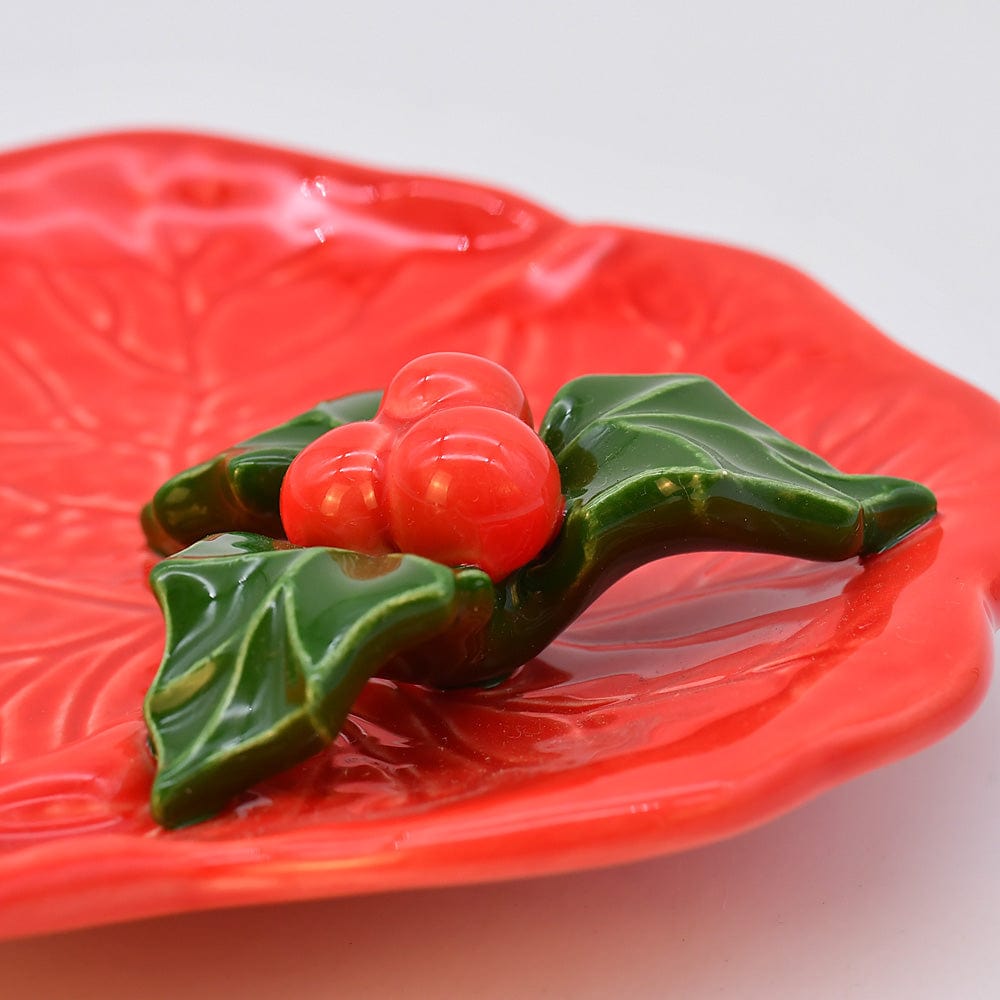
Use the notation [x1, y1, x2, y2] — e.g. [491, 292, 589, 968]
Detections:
[385, 405, 564, 582]
[280, 353, 564, 580]
[377, 352, 533, 428]
[280, 420, 394, 553]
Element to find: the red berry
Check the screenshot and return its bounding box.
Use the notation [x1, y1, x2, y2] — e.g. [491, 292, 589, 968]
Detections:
[377, 352, 533, 428]
[384, 405, 564, 582]
[280, 420, 395, 553]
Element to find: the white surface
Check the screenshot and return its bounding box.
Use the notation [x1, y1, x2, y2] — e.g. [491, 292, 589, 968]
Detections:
[1, 3, 998, 997]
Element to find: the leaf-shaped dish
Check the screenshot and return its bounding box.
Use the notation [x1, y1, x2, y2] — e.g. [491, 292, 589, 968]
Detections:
[0, 131, 998, 940]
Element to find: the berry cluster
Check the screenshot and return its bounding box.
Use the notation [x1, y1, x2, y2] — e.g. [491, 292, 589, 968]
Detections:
[279, 353, 565, 582]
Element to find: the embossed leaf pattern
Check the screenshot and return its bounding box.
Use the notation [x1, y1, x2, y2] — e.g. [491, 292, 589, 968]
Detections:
[0, 133, 997, 940]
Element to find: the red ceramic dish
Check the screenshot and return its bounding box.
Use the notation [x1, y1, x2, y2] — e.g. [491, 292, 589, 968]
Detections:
[0, 132, 997, 940]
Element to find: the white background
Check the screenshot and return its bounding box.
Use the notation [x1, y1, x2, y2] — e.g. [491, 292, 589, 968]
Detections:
[1, 2, 998, 996]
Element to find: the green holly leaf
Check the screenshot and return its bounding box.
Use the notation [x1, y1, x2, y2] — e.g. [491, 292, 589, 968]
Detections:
[539, 373, 935, 559]
[387, 374, 937, 686]
[141, 391, 381, 555]
[145, 532, 493, 827]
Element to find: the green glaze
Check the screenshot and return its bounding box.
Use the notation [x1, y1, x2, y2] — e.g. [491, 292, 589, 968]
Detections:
[384, 374, 936, 686]
[143, 374, 936, 825]
[141, 390, 381, 555]
[145, 532, 492, 826]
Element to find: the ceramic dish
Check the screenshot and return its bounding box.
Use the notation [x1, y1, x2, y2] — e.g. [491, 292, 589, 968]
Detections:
[1, 132, 998, 940]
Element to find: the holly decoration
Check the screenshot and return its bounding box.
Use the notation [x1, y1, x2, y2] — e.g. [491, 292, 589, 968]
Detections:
[142, 356, 936, 827]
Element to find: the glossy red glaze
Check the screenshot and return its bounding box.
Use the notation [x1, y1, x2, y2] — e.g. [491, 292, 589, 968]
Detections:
[385, 405, 563, 581]
[0, 131, 998, 940]
[281, 420, 395, 553]
[377, 351, 533, 428]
